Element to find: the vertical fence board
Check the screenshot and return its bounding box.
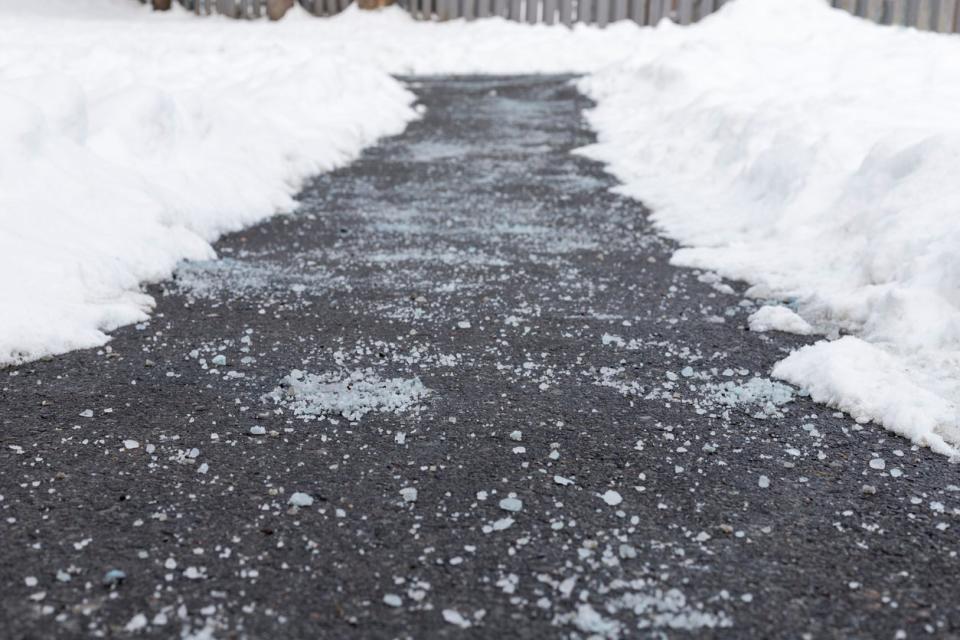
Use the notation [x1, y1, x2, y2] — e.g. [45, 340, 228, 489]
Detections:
[578, 0, 593, 22]
[698, 0, 715, 20]
[678, 0, 693, 23]
[526, 0, 539, 22]
[612, 0, 627, 21]
[648, 0, 665, 23]
[629, 0, 647, 23]
[493, 0, 507, 16]
[559, 0, 573, 23]
[477, 0, 490, 16]
[543, 0, 557, 22]
[596, 0, 609, 25]
[905, 0, 920, 25]
[509, 0, 522, 19]
[863, 0, 883, 21]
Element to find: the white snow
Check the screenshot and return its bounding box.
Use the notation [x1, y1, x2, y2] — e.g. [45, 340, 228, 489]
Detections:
[748, 306, 814, 336]
[581, 0, 960, 455]
[0, 1, 643, 367]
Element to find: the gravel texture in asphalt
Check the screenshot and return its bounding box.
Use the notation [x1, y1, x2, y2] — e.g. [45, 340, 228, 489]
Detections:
[2, 75, 958, 639]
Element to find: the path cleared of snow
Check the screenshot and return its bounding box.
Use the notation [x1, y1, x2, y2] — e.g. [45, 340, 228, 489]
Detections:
[0, 1, 643, 366]
[580, 0, 960, 455]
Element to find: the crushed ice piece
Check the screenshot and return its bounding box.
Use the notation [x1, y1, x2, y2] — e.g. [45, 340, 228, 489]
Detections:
[499, 497, 523, 512]
[600, 490, 623, 506]
[492, 517, 514, 531]
[509, 430, 523, 441]
[869, 458, 886, 470]
[267, 369, 429, 422]
[211, 355, 227, 366]
[554, 475, 574, 486]
[125, 614, 148, 633]
[400, 487, 418, 503]
[758, 475, 770, 489]
[102, 569, 126, 588]
[707, 377, 796, 418]
[288, 492, 314, 507]
[383, 594, 403, 608]
[79, 410, 93, 418]
[123, 440, 139, 450]
[249, 425, 266, 436]
[442, 609, 471, 629]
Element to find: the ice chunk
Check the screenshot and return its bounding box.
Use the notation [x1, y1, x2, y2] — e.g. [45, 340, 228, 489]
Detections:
[600, 490, 623, 506]
[499, 497, 522, 512]
[383, 594, 403, 608]
[288, 492, 314, 507]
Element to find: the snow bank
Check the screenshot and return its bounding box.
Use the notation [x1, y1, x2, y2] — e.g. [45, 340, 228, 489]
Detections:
[0, 2, 643, 366]
[580, 0, 960, 454]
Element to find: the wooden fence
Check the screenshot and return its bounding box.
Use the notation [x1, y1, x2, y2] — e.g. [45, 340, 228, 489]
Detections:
[159, 0, 960, 31]
[403, 0, 960, 32]
[172, 0, 351, 16]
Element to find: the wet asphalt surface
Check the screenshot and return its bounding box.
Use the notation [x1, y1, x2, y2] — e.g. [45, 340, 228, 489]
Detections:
[2, 76, 960, 639]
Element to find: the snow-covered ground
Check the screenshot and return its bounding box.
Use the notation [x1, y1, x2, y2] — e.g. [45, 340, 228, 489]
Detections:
[580, 0, 960, 455]
[4, 0, 960, 456]
[0, 0, 642, 366]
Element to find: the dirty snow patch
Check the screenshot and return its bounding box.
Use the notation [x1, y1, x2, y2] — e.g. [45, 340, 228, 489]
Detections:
[707, 377, 796, 419]
[267, 368, 430, 422]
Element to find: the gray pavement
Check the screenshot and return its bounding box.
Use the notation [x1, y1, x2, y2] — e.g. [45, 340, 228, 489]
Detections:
[1, 75, 958, 639]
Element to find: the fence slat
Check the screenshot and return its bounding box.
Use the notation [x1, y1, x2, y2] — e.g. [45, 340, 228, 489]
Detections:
[476, 0, 490, 17]
[612, 0, 627, 21]
[559, 0, 573, 24]
[648, 0, 665, 23]
[698, 0, 715, 20]
[629, 0, 647, 24]
[596, 0, 609, 25]
[494, 0, 507, 16]
[905, 0, 920, 25]
[678, 0, 693, 23]
[578, 0, 593, 23]
[543, 0, 557, 23]
[526, 0, 539, 22]
[509, 0, 522, 19]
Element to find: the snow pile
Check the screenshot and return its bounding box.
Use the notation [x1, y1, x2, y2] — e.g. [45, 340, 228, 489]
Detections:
[748, 306, 813, 336]
[580, 0, 960, 454]
[0, 2, 644, 366]
[268, 368, 430, 421]
[0, 7, 416, 365]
